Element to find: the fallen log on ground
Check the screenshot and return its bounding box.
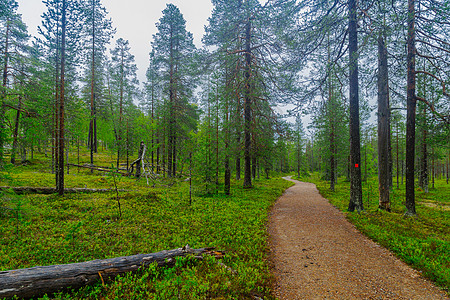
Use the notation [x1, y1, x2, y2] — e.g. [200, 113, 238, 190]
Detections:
[68, 163, 129, 175]
[0, 186, 128, 195]
[0, 246, 222, 299]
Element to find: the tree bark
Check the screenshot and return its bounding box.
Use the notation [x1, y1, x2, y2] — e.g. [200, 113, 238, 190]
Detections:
[405, 0, 417, 216]
[0, 247, 220, 299]
[57, 0, 67, 196]
[347, 0, 363, 212]
[243, 16, 252, 189]
[377, 33, 390, 211]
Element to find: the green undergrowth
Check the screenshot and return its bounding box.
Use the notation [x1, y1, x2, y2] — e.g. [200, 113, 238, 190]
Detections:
[0, 156, 293, 299]
[304, 173, 450, 294]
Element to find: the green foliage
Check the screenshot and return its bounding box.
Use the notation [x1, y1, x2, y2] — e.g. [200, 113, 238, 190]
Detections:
[309, 173, 450, 293]
[0, 159, 292, 299]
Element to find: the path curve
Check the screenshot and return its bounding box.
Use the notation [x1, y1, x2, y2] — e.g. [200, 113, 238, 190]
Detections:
[268, 177, 448, 299]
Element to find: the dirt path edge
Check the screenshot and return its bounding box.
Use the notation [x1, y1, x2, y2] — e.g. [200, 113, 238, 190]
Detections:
[268, 177, 448, 300]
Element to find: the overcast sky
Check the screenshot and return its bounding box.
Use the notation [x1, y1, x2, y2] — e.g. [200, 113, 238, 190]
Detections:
[16, 0, 214, 85]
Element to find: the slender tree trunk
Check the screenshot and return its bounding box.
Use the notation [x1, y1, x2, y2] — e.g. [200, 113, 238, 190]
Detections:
[117, 51, 124, 170]
[327, 34, 335, 191]
[66, 141, 69, 175]
[252, 154, 257, 180]
[189, 152, 192, 204]
[432, 148, 435, 189]
[297, 130, 301, 179]
[387, 97, 392, 190]
[162, 127, 166, 178]
[377, 33, 390, 211]
[243, 17, 252, 189]
[126, 119, 129, 170]
[447, 150, 449, 184]
[53, 23, 60, 176]
[77, 137, 80, 173]
[329, 93, 335, 191]
[89, 0, 95, 170]
[348, 0, 363, 211]
[172, 130, 176, 177]
[396, 122, 399, 189]
[151, 89, 155, 172]
[420, 105, 428, 193]
[57, 0, 67, 196]
[235, 132, 241, 180]
[224, 68, 231, 195]
[156, 134, 160, 173]
[168, 103, 173, 178]
[216, 90, 219, 191]
[405, 0, 417, 216]
[11, 97, 22, 164]
[0, 19, 10, 166]
[224, 124, 230, 195]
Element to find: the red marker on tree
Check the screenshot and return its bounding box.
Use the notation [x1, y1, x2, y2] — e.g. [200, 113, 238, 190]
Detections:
[355, 164, 359, 168]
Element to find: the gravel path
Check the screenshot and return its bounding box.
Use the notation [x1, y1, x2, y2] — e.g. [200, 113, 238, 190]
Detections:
[268, 177, 449, 300]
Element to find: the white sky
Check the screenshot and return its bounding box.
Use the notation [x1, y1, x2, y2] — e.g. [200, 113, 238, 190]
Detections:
[16, 0, 214, 85]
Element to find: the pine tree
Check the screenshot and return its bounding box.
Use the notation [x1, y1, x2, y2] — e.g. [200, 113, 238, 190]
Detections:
[109, 38, 138, 169]
[81, 0, 114, 168]
[152, 4, 196, 178]
[0, 0, 29, 167]
[205, 0, 299, 188]
[144, 50, 161, 172]
[0, 0, 28, 166]
[39, 0, 84, 195]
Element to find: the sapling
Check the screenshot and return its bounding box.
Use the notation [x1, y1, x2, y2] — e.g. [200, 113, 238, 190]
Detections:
[109, 164, 122, 218]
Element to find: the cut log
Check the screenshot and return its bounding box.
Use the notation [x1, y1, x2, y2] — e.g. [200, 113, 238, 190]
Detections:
[0, 246, 221, 299]
[0, 187, 128, 195]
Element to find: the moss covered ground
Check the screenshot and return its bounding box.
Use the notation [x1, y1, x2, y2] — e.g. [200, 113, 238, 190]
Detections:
[0, 152, 293, 299]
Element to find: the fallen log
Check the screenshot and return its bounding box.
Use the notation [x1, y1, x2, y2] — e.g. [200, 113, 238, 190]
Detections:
[68, 163, 129, 175]
[0, 187, 128, 195]
[0, 246, 222, 299]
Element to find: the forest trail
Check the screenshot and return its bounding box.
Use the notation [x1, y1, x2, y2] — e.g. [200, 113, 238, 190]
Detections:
[268, 177, 449, 300]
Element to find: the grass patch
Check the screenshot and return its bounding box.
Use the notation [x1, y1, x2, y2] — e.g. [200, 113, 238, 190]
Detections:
[305, 173, 450, 294]
[0, 153, 293, 299]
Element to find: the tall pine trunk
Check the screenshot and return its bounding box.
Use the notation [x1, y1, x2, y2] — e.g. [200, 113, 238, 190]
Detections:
[243, 17, 252, 189]
[56, 0, 67, 196]
[405, 0, 417, 216]
[348, 0, 363, 211]
[89, 0, 96, 170]
[377, 33, 390, 211]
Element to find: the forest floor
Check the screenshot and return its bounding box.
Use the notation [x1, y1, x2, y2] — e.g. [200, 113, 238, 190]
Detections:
[269, 177, 449, 299]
